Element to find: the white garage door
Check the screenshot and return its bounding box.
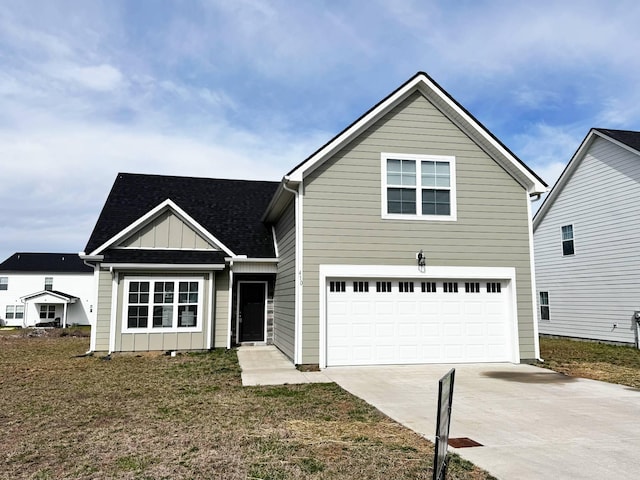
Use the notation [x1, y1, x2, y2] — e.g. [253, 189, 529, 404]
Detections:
[326, 278, 512, 366]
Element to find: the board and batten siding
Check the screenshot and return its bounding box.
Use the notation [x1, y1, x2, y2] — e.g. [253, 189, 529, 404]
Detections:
[534, 136, 640, 344]
[120, 210, 214, 250]
[272, 199, 296, 360]
[301, 91, 536, 364]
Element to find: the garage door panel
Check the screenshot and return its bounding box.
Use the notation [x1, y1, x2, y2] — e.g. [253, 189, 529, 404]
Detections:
[327, 277, 512, 366]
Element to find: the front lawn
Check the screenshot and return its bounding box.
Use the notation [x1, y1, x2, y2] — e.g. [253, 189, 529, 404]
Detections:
[0, 330, 493, 479]
[538, 336, 640, 388]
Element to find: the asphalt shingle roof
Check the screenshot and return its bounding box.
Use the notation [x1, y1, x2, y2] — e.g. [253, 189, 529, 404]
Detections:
[594, 128, 640, 152]
[84, 173, 279, 258]
[0, 253, 93, 273]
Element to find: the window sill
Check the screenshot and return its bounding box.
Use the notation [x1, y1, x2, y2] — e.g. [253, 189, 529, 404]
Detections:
[382, 213, 457, 222]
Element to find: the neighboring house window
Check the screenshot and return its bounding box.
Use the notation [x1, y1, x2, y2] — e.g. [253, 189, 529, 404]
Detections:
[539, 292, 550, 320]
[399, 281, 414, 293]
[382, 153, 456, 220]
[376, 281, 391, 292]
[443, 282, 458, 293]
[44, 277, 53, 291]
[329, 281, 346, 293]
[39, 305, 56, 319]
[353, 281, 369, 293]
[123, 278, 203, 332]
[487, 282, 502, 293]
[561, 224, 574, 256]
[5, 305, 14, 319]
[0, 277, 7, 290]
[421, 281, 436, 293]
[465, 282, 480, 293]
[15, 305, 24, 319]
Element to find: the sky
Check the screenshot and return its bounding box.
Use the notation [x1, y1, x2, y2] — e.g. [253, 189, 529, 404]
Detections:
[2, 0, 640, 261]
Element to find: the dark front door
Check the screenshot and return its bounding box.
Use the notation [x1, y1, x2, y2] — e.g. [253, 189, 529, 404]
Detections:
[239, 282, 266, 342]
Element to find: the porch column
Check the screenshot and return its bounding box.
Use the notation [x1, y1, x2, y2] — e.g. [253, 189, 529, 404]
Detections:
[62, 302, 68, 328]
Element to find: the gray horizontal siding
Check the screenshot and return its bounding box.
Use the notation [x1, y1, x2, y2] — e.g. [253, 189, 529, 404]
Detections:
[273, 199, 296, 361]
[300, 91, 536, 364]
[534, 136, 640, 344]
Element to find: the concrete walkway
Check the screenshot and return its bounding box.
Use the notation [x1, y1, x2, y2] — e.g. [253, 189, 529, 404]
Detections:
[237, 345, 331, 386]
[323, 363, 640, 480]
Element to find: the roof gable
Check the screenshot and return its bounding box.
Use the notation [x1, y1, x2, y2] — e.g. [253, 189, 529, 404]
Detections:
[533, 128, 640, 230]
[0, 253, 92, 273]
[89, 199, 233, 256]
[285, 71, 546, 193]
[84, 173, 279, 259]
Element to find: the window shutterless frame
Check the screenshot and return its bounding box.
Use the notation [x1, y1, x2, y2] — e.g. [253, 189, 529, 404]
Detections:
[561, 224, 575, 256]
[121, 277, 204, 333]
[381, 153, 457, 221]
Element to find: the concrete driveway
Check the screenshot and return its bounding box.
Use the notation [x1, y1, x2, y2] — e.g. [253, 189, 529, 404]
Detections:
[324, 363, 640, 480]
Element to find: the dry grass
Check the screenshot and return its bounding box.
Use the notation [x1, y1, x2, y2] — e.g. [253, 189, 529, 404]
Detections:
[538, 337, 640, 389]
[0, 330, 494, 480]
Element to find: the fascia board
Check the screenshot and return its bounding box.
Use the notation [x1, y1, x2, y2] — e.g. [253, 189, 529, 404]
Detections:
[286, 72, 546, 194]
[533, 129, 599, 230]
[20, 291, 75, 302]
[414, 83, 547, 195]
[287, 76, 422, 183]
[100, 263, 226, 271]
[88, 199, 235, 257]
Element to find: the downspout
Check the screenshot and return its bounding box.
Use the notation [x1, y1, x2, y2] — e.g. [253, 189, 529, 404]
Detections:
[528, 190, 543, 362]
[634, 312, 640, 349]
[83, 258, 99, 355]
[282, 176, 302, 365]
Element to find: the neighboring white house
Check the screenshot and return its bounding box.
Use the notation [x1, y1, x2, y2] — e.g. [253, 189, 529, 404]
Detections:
[533, 128, 640, 346]
[0, 253, 94, 328]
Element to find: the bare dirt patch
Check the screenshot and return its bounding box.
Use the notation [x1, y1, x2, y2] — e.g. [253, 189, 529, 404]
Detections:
[0, 333, 495, 479]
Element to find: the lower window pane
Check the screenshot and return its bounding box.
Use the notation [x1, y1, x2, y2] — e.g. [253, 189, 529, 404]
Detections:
[153, 306, 173, 328]
[422, 189, 450, 215]
[128, 306, 148, 328]
[178, 305, 197, 327]
[388, 188, 416, 214]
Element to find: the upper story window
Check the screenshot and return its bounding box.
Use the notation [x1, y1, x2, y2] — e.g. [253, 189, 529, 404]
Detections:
[0, 277, 7, 291]
[123, 277, 203, 333]
[561, 224, 574, 256]
[382, 153, 457, 221]
[44, 277, 53, 291]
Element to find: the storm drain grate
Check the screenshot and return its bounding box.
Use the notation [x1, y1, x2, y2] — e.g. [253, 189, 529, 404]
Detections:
[448, 437, 483, 448]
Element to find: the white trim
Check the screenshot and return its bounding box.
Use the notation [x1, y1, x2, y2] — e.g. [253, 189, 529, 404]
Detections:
[286, 73, 546, 194]
[527, 193, 541, 360]
[227, 268, 233, 350]
[101, 263, 225, 271]
[112, 246, 219, 252]
[89, 199, 235, 257]
[120, 276, 204, 334]
[318, 264, 520, 369]
[236, 281, 269, 343]
[271, 225, 280, 257]
[226, 257, 279, 263]
[108, 271, 118, 354]
[207, 271, 215, 350]
[381, 152, 457, 221]
[295, 183, 304, 364]
[20, 291, 77, 303]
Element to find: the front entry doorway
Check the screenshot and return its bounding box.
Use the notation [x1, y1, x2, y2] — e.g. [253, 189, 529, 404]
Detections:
[237, 281, 267, 342]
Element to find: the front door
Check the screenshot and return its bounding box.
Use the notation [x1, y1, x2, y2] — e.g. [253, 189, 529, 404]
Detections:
[238, 282, 266, 342]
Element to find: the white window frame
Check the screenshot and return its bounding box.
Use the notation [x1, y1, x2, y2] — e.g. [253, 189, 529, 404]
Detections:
[44, 277, 53, 291]
[561, 224, 575, 256]
[381, 152, 457, 221]
[39, 304, 56, 319]
[121, 277, 204, 333]
[539, 291, 550, 321]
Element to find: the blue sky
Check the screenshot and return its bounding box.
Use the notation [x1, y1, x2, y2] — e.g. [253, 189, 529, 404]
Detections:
[1, 0, 640, 261]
